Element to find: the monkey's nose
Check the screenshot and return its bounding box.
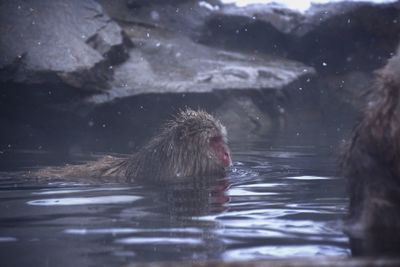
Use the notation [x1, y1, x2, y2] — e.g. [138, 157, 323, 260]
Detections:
[224, 152, 232, 167]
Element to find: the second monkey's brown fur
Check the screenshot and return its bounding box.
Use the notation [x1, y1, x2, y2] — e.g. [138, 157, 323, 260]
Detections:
[343, 50, 400, 232]
[37, 109, 231, 183]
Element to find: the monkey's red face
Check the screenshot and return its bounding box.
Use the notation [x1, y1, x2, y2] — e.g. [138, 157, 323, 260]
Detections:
[209, 136, 232, 168]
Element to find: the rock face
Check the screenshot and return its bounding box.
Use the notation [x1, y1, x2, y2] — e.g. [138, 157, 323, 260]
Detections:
[0, 0, 130, 90]
[91, 40, 313, 102]
[1, 0, 399, 95]
[0, 0, 313, 97]
[90, 0, 315, 102]
[202, 1, 400, 72]
[0, 0, 399, 153]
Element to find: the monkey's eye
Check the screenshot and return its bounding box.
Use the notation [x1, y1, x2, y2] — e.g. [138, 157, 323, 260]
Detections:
[210, 136, 223, 144]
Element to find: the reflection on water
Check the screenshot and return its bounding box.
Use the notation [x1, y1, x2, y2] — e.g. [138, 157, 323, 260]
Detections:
[28, 195, 141, 206]
[0, 131, 350, 267]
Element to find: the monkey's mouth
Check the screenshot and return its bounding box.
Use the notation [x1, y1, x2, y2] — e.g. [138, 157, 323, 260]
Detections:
[210, 136, 231, 168]
[222, 151, 232, 168]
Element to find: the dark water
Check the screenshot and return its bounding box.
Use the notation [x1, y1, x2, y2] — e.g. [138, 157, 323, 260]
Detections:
[0, 130, 349, 267]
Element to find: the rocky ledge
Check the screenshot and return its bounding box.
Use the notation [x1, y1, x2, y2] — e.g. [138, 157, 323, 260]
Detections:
[0, 0, 399, 154]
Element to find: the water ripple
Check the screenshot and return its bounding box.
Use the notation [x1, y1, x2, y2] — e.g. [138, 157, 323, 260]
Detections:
[28, 195, 141, 206]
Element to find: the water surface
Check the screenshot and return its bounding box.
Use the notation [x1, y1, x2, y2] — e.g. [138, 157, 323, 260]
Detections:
[0, 130, 349, 267]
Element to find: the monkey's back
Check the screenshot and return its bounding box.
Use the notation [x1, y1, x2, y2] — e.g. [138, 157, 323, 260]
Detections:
[344, 51, 400, 231]
[34, 156, 133, 183]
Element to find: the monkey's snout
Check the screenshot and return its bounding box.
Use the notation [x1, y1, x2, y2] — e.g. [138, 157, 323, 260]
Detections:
[223, 152, 232, 168]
